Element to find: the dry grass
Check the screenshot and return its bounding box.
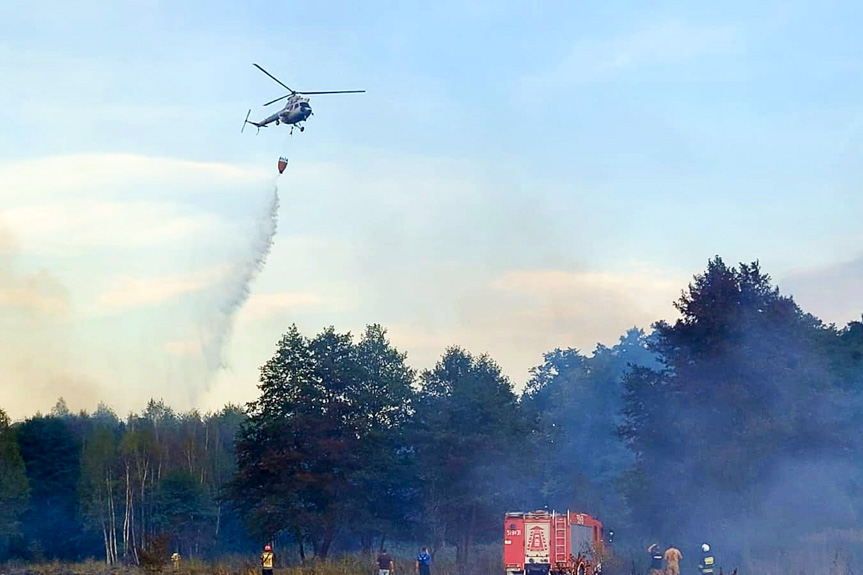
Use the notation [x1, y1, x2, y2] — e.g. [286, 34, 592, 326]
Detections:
[0, 558, 127, 575]
[0, 546, 502, 575]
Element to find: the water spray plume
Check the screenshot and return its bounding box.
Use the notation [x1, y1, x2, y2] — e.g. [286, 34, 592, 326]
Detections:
[201, 179, 280, 380]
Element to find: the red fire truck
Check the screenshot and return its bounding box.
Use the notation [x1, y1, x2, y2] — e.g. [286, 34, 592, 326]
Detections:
[504, 510, 604, 575]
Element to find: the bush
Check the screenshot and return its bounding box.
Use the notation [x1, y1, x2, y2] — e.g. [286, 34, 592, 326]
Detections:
[138, 534, 172, 574]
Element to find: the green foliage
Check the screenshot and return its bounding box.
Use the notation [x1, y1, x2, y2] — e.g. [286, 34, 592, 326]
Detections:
[0, 408, 30, 557]
[207, 405, 249, 553]
[412, 347, 530, 569]
[3, 255, 863, 568]
[521, 329, 659, 528]
[228, 324, 417, 558]
[16, 415, 83, 559]
[78, 423, 120, 562]
[5, 398, 252, 562]
[349, 324, 419, 549]
[620, 256, 863, 547]
[152, 470, 216, 554]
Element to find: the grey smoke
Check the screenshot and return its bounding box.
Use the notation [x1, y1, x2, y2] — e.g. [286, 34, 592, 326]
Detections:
[0, 225, 106, 418]
[201, 180, 280, 379]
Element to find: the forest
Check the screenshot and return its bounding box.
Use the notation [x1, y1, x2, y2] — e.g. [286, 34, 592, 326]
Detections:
[1, 256, 862, 572]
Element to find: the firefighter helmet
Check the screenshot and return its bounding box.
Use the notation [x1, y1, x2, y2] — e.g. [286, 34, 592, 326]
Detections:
[265, 545, 272, 551]
[702, 544, 710, 553]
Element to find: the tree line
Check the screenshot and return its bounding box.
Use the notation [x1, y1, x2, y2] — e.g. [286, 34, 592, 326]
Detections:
[1, 257, 861, 569]
[0, 399, 250, 563]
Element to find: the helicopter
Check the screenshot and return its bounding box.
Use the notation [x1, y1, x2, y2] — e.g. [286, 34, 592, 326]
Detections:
[242, 63, 365, 135]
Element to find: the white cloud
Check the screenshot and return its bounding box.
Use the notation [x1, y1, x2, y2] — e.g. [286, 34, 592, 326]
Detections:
[493, 267, 678, 304]
[386, 266, 684, 384]
[0, 153, 277, 260]
[238, 291, 331, 322]
[95, 265, 230, 312]
[0, 152, 291, 419]
[0, 285, 68, 317]
[519, 20, 739, 91]
[0, 200, 224, 256]
[492, 269, 680, 303]
[0, 150, 692, 415]
[0, 154, 262, 203]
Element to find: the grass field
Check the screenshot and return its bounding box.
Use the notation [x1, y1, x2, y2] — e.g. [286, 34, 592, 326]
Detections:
[7, 537, 863, 575]
[0, 545, 503, 575]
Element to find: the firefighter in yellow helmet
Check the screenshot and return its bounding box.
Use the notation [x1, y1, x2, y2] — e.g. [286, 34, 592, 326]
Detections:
[699, 544, 715, 575]
[261, 544, 274, 575]
[664, 544, 682, 575]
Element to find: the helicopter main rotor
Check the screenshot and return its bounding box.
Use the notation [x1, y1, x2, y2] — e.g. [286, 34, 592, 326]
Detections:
[253, 63, 365, 107]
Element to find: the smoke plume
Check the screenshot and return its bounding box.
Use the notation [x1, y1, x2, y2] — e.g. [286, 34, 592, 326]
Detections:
[0, 225, 105, 418]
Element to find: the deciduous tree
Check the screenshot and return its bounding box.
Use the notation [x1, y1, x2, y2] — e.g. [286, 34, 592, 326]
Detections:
[413, 347, 529, 572]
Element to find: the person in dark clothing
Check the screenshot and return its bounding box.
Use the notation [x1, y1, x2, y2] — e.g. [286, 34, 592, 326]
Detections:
[416, 547, 431, 575]
[377, 549, 394, 575]
[648, 544, 663, 575]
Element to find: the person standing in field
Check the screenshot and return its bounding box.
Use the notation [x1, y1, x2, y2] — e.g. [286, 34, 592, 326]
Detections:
[261, 544, 274, 575]
[699, 543, 715, 575]
[664, 545, 682, 575]
[377, 548, 394, 575]
[416, 547, 431, 575]
[648, 544, 664, 575]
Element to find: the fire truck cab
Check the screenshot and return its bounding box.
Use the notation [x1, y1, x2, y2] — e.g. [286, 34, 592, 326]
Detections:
[504, 510, 603, 575]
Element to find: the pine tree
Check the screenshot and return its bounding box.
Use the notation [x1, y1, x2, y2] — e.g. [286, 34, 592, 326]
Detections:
[0, 409, 29, 559]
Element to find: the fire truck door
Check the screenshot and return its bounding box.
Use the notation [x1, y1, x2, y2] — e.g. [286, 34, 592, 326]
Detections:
[524, 523, 551, 563]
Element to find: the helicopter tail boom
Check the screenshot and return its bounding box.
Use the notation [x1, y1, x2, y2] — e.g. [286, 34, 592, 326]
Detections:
[241, 109, 267, 134]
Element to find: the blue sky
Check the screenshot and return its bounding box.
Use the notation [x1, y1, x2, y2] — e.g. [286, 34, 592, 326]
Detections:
[1, 1, 861, 418]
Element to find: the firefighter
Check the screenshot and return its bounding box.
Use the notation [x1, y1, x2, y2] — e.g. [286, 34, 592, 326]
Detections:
[699, 544, 715, 575]
[647, 544, 663, 575]
[261, 544, 274, 575]
[663, 545, 682, 575]
[171, 552, 180, 571]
